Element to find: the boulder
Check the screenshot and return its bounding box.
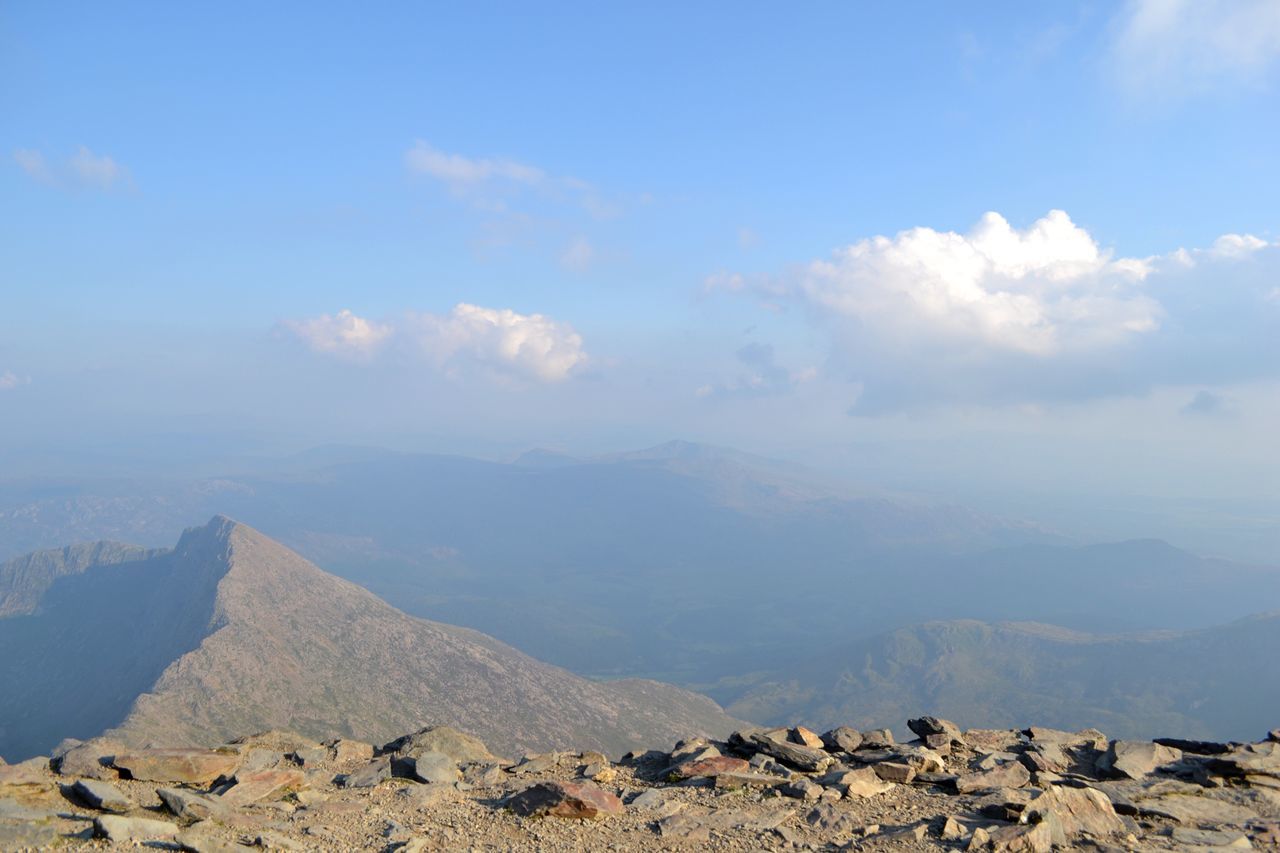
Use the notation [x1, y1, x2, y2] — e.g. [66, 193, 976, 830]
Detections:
[1021, 785, 1125, 840]
[908, 716, 964, 744]
[860, 729, 895, 749]
[506, 781, 623, 819]
[826, 766, 895, 798]
[779, 778, 823, 800]
[94, 814, 179, 842]
[157, 787, 228, 821]
[113, 749, 240, 785]
[789, 727, 824, 749]
[55, 738, 125, 780]
[747, 733, 833, 772]
[1101, 740, 1182, 780]
[821, 727, 863, 753]
[874, 762, 916, 784]
[405, 751, 461, 785]
[805, 802, 858, 834]
[984, 820, 1053, 852]
[381, 726, 499, 764]
[68, 778, 132, 813]
[328, 739, 375, 765]
[956, 761, 1032, 794]
[339, 757, 392, 788]
[218, 767, 305, 805]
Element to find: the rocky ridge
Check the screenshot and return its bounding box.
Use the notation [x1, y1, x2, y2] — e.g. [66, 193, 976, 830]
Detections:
[2, 718, 1278, 851]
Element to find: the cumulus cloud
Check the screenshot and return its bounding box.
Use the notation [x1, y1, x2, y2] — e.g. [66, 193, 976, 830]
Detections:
[281, 309, 393, 360]
[798, 209, 1158, 356]
[283, 304, 586, 383]
[720, 210, 1280, 413]
[13, 145, 128, 190]
[1111, 0, 1280, 95]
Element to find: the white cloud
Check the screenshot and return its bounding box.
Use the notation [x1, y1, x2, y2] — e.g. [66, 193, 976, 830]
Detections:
[281, 309, 393, 359]
[409, 304, 586, 383]
[283, 304, 587, 383]
[559, 236, 595, 272]
[0, 371, 29, 391]
[1209, 233, 1269, 258]
[699, 343, 817, 399]
[13, 149, 50, 182]
[13, 145, 127, 190]
[1112, 0, 1280, 95]
[405, 141, 544, 186]
[68, 146, 122, 189]
[797, 209, 1158, 356]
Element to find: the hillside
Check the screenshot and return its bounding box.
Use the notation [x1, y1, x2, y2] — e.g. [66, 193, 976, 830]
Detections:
[724, 615, 1280, 741]
[0, 517, 737, 761]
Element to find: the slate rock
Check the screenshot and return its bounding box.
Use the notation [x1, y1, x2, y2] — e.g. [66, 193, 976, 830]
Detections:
[339, 756, 391, 788]
[821, 726, 863, 753]
[1101, 740, 1182, 780]
[69, 777, 133, 813]
[714, 771, 786, 790]
[327, 739, 375, 766]
[218, 767, 305, 805]
[95, 814, 180, 842]
[506, 780, 623, 819]
[158, 787, 228, 821]
[859, 729, 895, 749]
[789, 726, 824, 749]
[55, 738, 125, 780]
[806, 802, 857, 834]
[984, 820, 1053, 852]
[827, 766, 895, 798]
[874, 762, 916, 784]
[780, 778, 823, 800]
[666, 755, 749, 782]
[908, 716, 964, 744]
[114, 749, 240, 784]
[747, 733, 833, 772]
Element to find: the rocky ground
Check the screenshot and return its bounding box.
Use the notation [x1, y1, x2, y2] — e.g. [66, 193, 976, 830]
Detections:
[1, 718, 1278, 851]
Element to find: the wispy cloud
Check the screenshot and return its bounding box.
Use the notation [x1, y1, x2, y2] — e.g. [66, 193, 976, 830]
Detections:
[405, 141, 544, 187]
[282, 304, 587, 384]
[0, 371, 30, 391]
[13, 145, 129, 190]
[1111, 0, 1280, 97]
[696, 343, 816, 399]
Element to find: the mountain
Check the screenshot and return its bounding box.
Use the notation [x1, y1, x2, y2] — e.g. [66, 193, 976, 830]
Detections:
[0, 540, 157, 617]
[724, 613, 1280, 742]
[0, 517, 737, 762]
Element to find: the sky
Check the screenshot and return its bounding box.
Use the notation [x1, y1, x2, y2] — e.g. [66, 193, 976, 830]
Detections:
[1, 1, 1278, 557]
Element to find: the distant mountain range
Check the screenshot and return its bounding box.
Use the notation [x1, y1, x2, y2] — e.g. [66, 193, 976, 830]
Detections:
[0, 517, 737, 762]
[722, 613, 1280, 742]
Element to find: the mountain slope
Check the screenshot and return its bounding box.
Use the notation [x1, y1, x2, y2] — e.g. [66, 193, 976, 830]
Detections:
[0, 540, 157, 617]
[724, 613, 1280, 741]
[0, 517, 737, 761]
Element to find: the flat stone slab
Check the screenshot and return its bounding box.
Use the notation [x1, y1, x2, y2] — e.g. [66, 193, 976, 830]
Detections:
[94, 814, 180, 842]
[506, 781, 624, 819]
[68, 777, 132, 813]
[113, 749, 240, 784]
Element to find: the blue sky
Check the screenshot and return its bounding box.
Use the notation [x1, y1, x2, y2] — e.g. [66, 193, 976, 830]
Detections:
[2, 1, 1278, 556]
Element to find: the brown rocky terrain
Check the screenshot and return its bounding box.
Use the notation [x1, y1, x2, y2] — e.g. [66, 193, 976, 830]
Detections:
[1, 717, 1277, 851]
[0, 517, 737, 761]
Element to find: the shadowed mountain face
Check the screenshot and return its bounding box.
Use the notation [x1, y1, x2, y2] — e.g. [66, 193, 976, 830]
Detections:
[724, 614, 1280, 742]
[0, 517, 738, 762]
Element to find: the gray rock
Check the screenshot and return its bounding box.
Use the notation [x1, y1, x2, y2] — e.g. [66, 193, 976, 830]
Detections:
[747, 733, 833, 772]
[859, 728, 895, 749]
[381, 726, 499, 765]
[956, 760, 1032, 793]
[908, 716, 964, 744]
[1101, 740, 1182, 780]
[95, 814, 179, 842]
[1021, 785, 1125, 840]
[821, 726, 863, 753]
[409, 751, 460, 785]
[339, 756, 391, 788]
[69, 777, 132, 813]
[779, 778, 823, 800]
[158, 787, 228, 821]
[55, 738, 125, 780]
[805, 802, 857, 833]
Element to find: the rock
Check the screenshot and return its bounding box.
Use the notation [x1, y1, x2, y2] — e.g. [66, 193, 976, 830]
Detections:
[854, 744, 946, 772]
[55, 738, 125, 779]
[941, 815, 967, 840]
[968, 826, 992, 850]
[830, 766, 895, 798]
[1167, 826, 1253, 847]
[806, 802, 857, 833]
[463, 763, 503, 787]
[326, 739, 374, 766]
[976, 751, 1021, 770]
[780, 778, 823, 800]
[506, 780, 623, 819]
[339, 756, 391, 788]
[629, 789, 669, 811]
[176, 824, 256, 853]
[406, 751, 460, 785]
[821, 726, 863, 753]
[1210, 742, 1280, 779]
[657, 813, 711, 841]
[95, 814, 180, 842]
[1024, 727, 1107, 750]
[956, 760, 1032, 793]
[909, 716, 964, 744]
[985, 821, 1053, 852]
[1101, 740, 1182, 779]
[1018, 743, 1068, 774]
[158, 787, 228, 821]
[68, 777, 132, 813]
[859, 728, 895, 749]
[381, 726, 499, 764]
[1022, 785, 1124, 840]
[874, 761, 916, 783]
[1135, 793, 1260, 826]
[0, 821, 59, 849]
[219, 767, 305, 805]
[1154, 737, 1234, 755]
[666, 755, 749, 782]
[397, 782, 459, 809]
[713, 771, 786, 790]
[789, 726, 824, 749]
[747, 733, 833, 772]
[510, 753, 561, 775]
[1269, 729, 1280, 743]
[0, 757, 46, 785]
[114, 749, 240, 784]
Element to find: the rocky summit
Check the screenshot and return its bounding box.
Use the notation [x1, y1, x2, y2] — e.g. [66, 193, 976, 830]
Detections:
[1, 719, 1278, 851]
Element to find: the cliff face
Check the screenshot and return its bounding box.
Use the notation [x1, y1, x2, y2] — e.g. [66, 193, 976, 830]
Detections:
[1, 517, 737, 761]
